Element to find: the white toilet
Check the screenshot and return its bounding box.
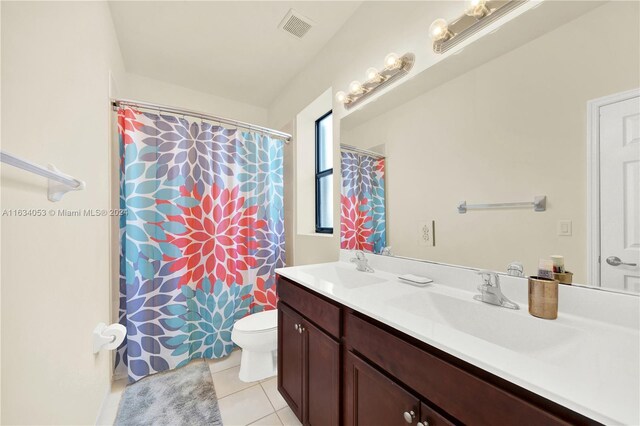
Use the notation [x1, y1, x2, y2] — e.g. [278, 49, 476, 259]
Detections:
[231, 309, 278, 382]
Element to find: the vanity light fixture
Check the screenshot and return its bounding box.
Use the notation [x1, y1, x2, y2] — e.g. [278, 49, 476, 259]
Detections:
[465, 0, 490, 18]
[335, 52, 415, 109]
[383, 53, 402, 70]
[428, 19, 453, 42]
[349, 80, 364, 95]
[366, 67, 384, 83]
[429, 0, 526, 54]
[335, 91, 348, 103]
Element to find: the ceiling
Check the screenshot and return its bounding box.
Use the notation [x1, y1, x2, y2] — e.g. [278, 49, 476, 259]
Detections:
[109, 1, 362, 108]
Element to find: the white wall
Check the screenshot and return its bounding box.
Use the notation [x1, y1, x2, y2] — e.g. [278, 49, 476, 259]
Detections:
[269, 2, 455, 265]
[1, 2, 273, 423]
[122, 73, 268, 126]
[1, 2, 125, 424]
[342, 2, 640, 283]
[286, 89, 335, 266]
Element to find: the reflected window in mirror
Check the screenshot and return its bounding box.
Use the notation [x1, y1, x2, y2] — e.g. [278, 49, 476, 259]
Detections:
[315, 110, 333, 233]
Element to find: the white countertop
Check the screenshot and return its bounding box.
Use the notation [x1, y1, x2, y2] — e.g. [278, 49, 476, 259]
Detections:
[276, 260, 640, 425]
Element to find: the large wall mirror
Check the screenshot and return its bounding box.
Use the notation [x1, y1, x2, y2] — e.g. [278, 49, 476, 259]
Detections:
[340, 1, 640, 294]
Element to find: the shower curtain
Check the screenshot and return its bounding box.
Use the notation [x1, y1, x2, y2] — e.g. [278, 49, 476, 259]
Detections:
[115, 107, 284, 382]
[340, 151, 386, 253]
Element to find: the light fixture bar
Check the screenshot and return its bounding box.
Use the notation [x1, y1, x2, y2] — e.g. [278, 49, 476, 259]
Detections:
[343, 53, 415, 110]
[433, 0, 527, 54]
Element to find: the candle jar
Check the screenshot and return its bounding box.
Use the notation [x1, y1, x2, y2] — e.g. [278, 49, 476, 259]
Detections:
[528, 276, 558, 319]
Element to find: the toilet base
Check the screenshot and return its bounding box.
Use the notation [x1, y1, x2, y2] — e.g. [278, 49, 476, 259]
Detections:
[238, 349, 277, 382]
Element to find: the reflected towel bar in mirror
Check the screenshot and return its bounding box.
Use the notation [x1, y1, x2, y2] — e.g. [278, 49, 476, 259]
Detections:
[458, 195, 546, 213]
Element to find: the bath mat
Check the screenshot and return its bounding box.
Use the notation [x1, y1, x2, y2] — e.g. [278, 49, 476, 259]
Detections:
[115, 359, 222, 426]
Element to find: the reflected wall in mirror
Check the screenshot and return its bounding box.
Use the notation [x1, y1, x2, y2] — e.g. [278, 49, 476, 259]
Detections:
[340, 1, 640, 293]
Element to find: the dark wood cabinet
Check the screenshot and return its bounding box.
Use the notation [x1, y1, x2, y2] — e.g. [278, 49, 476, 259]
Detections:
[277, 275, 599, 426]
[344, 351, 455, 426]
[278, 303, 303, 419]
[305, 320, 340, 426]
[344, 350, 420, 426]
[419, 402, 456, 426]
[277, 288, 340, 426]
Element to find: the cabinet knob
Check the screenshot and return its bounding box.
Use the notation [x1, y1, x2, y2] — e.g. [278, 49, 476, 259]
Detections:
[298, 325, 305, 334]
[417, 422, 429, 426]
[294, 323, 299, 331]
[403, 411, 416, 424]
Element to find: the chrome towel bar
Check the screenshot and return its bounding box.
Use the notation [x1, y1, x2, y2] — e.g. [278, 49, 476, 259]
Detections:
[458, 195, 546, 213]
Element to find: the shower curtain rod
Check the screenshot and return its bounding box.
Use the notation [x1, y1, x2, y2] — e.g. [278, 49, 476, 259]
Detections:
[112, 98, 292, 143]
[340, 144, 385, 159]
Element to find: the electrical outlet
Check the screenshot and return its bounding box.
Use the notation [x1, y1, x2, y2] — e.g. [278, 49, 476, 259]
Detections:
[558, 220, 572, 236]
[418, 220, 435, 246]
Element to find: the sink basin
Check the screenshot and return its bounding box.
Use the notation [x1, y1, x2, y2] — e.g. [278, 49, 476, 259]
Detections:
[299, 264, 387, 289]
[389, 291, 583, 358]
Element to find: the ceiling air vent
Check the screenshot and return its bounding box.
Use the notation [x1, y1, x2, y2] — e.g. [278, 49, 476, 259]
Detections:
[279, 9, 314, 39]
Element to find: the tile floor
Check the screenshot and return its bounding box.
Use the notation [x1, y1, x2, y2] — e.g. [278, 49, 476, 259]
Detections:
[96, 350, 301, 426]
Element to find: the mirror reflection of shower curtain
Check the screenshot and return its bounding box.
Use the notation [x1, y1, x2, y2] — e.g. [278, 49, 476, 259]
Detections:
[340, 151, 386, 253]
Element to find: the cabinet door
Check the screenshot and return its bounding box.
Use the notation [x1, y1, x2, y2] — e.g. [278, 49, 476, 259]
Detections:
[304, 320, 340, 426]
[344, 350, 420, 426]
[278, 303, 303, 420]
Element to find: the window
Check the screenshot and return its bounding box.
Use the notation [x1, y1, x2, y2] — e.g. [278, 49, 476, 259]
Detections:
[315, 110, 333, 233]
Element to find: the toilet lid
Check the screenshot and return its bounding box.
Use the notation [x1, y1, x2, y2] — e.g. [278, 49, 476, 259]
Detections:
[234, 309, 278, 333]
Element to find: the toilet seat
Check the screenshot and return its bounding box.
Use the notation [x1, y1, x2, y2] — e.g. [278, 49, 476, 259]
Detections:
[233, 309, 277, 334]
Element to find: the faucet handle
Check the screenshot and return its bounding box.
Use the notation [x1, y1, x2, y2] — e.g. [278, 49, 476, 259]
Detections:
[477, 270, 499, 287]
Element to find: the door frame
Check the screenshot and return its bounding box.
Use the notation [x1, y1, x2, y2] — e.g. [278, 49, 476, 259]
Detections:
[586, 88, 640, 287]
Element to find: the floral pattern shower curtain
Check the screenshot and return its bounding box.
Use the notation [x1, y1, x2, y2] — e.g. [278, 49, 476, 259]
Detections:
[116, 107, 284, 382]
[340, 151, 386, 253]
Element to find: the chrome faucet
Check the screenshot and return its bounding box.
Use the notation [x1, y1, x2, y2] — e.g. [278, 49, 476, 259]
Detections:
[473, 270, 519, 310]
[350, 250, 374, 272]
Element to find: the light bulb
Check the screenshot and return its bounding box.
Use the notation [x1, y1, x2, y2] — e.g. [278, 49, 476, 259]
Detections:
[349, 80, 364, 94]
[429, 18, 451, 41]
[465, 0, 489, 17]
[366, 67, 382, 82]
[335, 91, 347, 103]
[384, 53, 401, 70]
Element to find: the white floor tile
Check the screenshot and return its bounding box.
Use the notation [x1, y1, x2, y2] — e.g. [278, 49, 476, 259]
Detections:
[276, 407, 302, 426]
[212, 365, 259, 398]
[218, 385, 274, 426]
[208, 349, 242, 374]
[249, 412, 283, 426]
[260, 377, 288, 411]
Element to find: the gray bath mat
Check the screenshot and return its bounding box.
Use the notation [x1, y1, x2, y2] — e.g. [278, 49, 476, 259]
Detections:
[115, 359, 222, 426]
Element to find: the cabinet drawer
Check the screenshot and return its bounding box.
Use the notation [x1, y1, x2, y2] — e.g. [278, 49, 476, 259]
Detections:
[344, 312, 572, 426]
[420, 402, 455, 426]
[277, 276, 341, 339]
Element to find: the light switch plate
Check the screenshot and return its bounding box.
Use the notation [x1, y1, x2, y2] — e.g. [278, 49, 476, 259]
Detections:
[558, 220, 572, 236]
[418, 220, 435, 246]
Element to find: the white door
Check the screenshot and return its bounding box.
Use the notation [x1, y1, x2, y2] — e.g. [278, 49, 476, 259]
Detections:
[600, 95, 640, 292]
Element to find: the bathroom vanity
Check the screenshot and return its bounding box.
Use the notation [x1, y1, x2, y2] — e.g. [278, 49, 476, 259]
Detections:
[276, 257, 640, 426]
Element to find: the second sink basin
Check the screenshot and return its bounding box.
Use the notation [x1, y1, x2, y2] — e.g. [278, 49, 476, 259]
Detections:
[389, 290, 583, 359]
[299, 263, 387, 289]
